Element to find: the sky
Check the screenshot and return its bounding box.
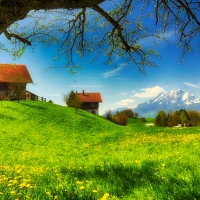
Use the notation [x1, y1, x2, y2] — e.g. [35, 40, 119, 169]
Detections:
[1, 3, 200, 115]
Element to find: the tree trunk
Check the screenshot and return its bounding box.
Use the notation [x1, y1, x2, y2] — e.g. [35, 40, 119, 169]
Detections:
[0, 0, 105, 33]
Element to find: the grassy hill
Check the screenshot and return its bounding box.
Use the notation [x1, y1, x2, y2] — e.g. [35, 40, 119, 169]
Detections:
[0, 101, 200, 199]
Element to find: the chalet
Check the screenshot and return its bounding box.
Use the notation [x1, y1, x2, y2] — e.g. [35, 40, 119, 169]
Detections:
[77, 90, 102, 115]
[0, 64, 33, 100]
[26, 90, 39, 100]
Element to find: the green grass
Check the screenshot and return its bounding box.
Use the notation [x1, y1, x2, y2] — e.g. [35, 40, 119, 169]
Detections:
[0, 101, 200, 199]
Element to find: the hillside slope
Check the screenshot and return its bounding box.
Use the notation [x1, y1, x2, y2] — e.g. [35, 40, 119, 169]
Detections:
[0, 101, 200, 199]
[0, 101, 124, 166]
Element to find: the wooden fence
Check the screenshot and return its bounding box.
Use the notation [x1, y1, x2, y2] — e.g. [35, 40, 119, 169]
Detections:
[26, 96, 46, 102]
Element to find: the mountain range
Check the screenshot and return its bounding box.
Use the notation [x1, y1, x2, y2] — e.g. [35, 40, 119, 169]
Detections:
[112, 89, 200, 117]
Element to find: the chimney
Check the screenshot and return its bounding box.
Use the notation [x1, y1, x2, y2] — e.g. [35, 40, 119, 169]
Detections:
[82, 90, 85, 95]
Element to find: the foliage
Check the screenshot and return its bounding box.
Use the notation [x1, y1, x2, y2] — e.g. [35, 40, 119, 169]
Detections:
[112, 111, 128, 126]
[188, 110, 200, 126]
[63, 90, 82, 113]
[156, 109, 200, 127]
[121, 109, 134, 118]
[105, 109, 113, 120]
[155, 110, 167, 126]
[3, 1, 200, 72]
[0, 101, 200, 199]
[140, 117, 146, 122]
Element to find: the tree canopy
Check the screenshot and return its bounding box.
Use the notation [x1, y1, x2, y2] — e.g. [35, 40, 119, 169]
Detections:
[1, 0, 200, 72]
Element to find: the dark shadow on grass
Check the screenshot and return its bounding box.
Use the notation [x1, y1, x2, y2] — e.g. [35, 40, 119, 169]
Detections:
[0, 113, 16, 120]
[59, 161, 200, 199]
[21, 102, 46, 110]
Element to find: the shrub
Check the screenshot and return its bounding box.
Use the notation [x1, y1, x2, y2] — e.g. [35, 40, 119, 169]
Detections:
[121, 109, 134, 118]
[105, 109, 113, 121]
[140, 117, 146, 122]
[112, 112, 128, 126]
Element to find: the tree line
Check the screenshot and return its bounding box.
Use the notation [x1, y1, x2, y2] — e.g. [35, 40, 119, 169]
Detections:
[155, 109, 200, 127]
[105, 109, 138, 126]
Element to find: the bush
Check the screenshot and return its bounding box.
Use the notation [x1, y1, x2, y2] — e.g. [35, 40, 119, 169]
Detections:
[105, 109, 113, 121]
[112, 112, 128, 126]
[121, 109, 134, 118]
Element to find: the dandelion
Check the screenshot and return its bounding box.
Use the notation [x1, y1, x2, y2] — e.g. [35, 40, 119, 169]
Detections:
[80, 186, 85, 190]
[0, 192, 2, 195]
[92, 190, 98, 193]
[46, 192, 51, 195]
[10, 191, 16, 195]
[76, 181, 83, 185]
[54, 195, 58, 199]
[100, 193, 109, 200]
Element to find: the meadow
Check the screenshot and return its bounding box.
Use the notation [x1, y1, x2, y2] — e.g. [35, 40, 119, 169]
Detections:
[0, 101, 199, 199]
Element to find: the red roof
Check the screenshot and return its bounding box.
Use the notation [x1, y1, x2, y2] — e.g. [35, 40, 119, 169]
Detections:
[0, 64, 33, 83]
[77, 91, 102, 103]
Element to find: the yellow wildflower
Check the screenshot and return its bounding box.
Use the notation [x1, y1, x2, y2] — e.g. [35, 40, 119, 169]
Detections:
[54, 195, 58, 199]
[80, 186, 85, 190]
[76, 181, 83, 184]
[100, 193, 109, 200]
[10, 191, 16, 195]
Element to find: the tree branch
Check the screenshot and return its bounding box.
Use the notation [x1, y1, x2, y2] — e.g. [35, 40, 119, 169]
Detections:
[3, 29, 31, 46]
[91, 4, 131, 52]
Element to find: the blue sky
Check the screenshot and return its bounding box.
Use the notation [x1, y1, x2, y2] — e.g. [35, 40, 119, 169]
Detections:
[1, 4, 200, 115]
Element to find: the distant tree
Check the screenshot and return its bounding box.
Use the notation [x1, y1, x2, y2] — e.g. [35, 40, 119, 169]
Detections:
[171, 111, 181, 126]
[179, 109, 190, 124]
[188, 111, 199, 126]
[48, 100, 53, 103]
[122, 109, 134, 118]
[63, 90, 82, 114]
[155, 110, 167, 126]
[140, 117, 146, 122]
[112, 112, 128, 126]
[105, 109, 113, 121]
[133, 112, 138, 118]
[166, 115, 173, 127]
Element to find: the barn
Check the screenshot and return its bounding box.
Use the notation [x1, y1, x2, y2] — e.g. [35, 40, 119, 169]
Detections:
[77, 90, 102, 115]
[0, 64, 33, 100]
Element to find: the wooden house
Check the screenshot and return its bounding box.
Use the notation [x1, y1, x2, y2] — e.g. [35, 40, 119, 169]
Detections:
[77, 90, 102, 115]
[26, 90, 39, 100]
[0, 64, 33, 100]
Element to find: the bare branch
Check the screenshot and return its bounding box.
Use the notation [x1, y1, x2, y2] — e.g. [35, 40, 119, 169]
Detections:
[91, 5, 131, 52]
[3, 29, 31, 46]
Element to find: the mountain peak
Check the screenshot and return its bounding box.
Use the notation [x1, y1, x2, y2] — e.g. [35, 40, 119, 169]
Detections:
[134, 89, 200, 117]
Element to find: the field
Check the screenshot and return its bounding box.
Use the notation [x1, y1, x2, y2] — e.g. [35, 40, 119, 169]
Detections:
[0, 101, 200, 199]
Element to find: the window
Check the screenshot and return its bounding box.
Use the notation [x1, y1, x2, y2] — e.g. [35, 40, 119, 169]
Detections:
[91, 103, 96, 108]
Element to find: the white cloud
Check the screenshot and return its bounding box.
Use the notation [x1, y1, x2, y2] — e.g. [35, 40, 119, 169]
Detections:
[120, 92, 128, 95]
[133, 86, 165, 98]
[103, 67, 122, 78]
[184, 82, 200, 88]
[131, 90, 135, 93]
[116, 99, 135, 106]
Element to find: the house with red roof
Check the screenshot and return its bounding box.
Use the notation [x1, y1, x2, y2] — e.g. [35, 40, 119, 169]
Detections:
[0, 64, 33, 100]
[77, 90, 102, 115]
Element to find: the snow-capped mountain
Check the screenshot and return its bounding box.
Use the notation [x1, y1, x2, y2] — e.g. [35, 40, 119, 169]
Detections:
[134, 89, 200, 117]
